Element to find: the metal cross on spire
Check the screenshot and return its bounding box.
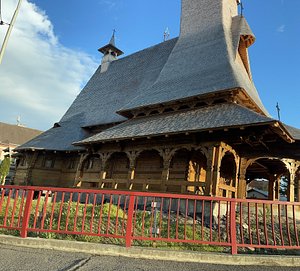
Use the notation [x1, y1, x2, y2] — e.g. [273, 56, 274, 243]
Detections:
[276, 102, 281, 121]
[163, 27, 170, 42]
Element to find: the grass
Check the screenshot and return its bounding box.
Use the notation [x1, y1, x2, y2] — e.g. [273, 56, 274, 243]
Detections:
[1, 195, 299, 255]
[0, 196, 227, 253]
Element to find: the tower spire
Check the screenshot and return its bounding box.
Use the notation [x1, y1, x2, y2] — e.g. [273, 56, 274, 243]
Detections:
[98, 30, 123, 57]
[98, 30, 123, 73]
[109, 29, 116, 46]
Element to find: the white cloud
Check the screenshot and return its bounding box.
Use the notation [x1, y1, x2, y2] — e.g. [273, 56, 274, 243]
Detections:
[0, 0, 98, 130]
[277, 24, 285, 33]
[99, 0, 117, 9]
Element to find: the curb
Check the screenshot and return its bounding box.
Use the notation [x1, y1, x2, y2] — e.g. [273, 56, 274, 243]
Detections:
[0, 235, 300, 267]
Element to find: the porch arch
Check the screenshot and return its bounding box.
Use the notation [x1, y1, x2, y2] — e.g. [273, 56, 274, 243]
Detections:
[80, 154, 102, 188]
[167, 148, 207, 194]
[133, 149, 163, 191]
[218, 152, 237, 198]
[103, 152, 129, 190]
[245, 157, 289, 201]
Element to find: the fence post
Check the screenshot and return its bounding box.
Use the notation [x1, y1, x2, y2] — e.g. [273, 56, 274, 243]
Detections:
[230, 200, 237, 255]
[20, 190, 34, 238]
[125, 195, 135, 248]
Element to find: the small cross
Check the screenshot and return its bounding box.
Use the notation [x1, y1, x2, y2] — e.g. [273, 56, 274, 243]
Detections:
[276, 102, 281, 121]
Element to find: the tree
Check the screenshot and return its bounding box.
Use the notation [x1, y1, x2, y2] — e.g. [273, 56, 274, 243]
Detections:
[280, 176, 289, 198]
[0, 157, 11, 185]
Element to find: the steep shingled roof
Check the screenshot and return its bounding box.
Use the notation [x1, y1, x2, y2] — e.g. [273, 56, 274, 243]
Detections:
[60, 38, 178, 128]
[77, 103, 274, 144]
[17, 0, 299, 152]
[119, 11, 267, 114]
[283, 124, 300, 141]
[17, 39, 178, 151]
[16, 118, 88, 151]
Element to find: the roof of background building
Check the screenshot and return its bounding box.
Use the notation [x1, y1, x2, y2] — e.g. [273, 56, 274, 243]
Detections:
[0, 122, 42, 146]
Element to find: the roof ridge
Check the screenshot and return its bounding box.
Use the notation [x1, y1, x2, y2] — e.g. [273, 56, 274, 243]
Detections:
[108, 37, 179, 65]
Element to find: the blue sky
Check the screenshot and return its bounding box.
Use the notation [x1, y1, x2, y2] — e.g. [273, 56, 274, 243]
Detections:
[0, 0, 299, 130]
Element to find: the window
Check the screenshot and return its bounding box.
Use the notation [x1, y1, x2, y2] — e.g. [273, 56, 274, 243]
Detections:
[43, 158, 55, 168]
[19, 157, 28, 167]
[238, 38, 252, 79]
[84, 158, 94, 170]
[68, 159, 76, 169]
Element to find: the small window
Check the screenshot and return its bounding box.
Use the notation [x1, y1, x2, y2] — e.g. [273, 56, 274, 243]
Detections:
[149, 110, 159, 116]
[163, 108, 174, 113]
[20, 157, 28, 167]
[84, 158, 94, 170]
[43, 158, 55, 168]
[195, 102, 207, 108]
[238, 38, 251, 79]
[178, 105, 190, 110]
[68, 159, 76, 169]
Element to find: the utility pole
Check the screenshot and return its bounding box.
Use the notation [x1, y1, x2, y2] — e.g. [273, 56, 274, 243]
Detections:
[0, 0, 23, 64]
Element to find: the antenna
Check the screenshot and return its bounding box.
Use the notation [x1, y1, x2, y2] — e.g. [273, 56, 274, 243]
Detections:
[16, 116, 21, 126]
[163, 27, 170, 42]
[276, 102, 281, 121]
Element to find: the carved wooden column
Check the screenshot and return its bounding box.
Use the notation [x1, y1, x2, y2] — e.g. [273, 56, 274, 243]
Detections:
[237, 159, 247, 199]
[296, 174, 300, 202]
[73, 153, 88, 187]
[24, 151, 39, 186]
[98, 152, 112, 189]
[287, 171, 296, 203]
[158, 148, 176, 192]
[268, 174, 276, 201]
[297, 169, 300, 202]
[126, 151, 140, 190]
[161, 160, 171, 192]
[204, 146, 215, 196]
[274, 175, 281, 201]
[212, 146, 222, 197]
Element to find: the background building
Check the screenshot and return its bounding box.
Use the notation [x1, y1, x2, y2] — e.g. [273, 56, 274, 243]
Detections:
[0, 122, 42, 184]
[0, 122, 42, 161]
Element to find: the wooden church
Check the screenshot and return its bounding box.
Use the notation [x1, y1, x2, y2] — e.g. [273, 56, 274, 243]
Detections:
[15, 0, 300, 201]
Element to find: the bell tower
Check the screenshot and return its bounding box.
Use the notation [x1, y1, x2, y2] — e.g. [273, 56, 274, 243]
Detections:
[98, 30, 123, 73]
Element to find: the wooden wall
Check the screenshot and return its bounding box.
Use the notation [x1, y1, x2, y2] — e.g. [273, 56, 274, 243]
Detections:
[134, 150, 163, 191]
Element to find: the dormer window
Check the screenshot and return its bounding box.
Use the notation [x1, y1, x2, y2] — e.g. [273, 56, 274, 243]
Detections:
[238, 37, 252, 79]
[232, 16, 256, 80]
[43, 157, 55, 168]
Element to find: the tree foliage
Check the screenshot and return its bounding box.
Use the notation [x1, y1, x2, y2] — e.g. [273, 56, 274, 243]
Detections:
[280, 176, 289, 197]
[0, 157, 11, 185]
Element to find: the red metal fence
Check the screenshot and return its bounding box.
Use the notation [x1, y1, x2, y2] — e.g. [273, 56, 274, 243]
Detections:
[0, 185, 300, 254]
